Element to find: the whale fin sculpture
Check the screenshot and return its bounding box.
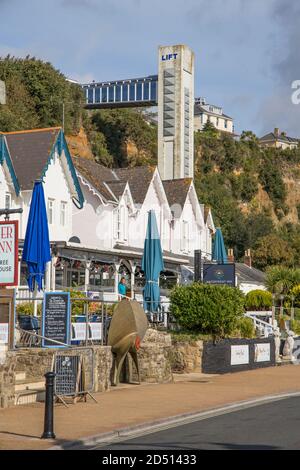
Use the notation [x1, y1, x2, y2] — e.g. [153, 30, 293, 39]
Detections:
[108, 299, 148, 386]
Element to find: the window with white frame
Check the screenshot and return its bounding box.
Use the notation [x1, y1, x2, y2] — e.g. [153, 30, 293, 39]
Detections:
[5, 193, 11, 209]
[181, 220, 189, 252]
[115, 205, 127, 242]
[60, 201, 67, 226]
[47, 198, 54, 225]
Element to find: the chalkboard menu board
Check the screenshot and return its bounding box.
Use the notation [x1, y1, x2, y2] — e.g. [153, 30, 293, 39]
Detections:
[54, 355, 82, 397]
[42, 292, 71, 348]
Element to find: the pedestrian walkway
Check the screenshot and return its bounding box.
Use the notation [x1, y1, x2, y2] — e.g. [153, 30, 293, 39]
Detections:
[0, 365, 299, 450]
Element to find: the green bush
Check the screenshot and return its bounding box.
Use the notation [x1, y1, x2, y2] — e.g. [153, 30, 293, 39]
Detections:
[236, 317, 256, 338]
[16, 302, 42, 315]
[66, 289, 86, 315]
[290, 320, 300, 335]
[245, 290, 272, 311]
[170, 283, 245, 339]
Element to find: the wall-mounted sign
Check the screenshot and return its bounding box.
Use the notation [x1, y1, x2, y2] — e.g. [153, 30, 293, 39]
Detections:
[0, 221, 18, 287]
[42, 292, 71, 348]
[231, 345, 249, 365]
[254, 343, 270, 362]
[161, 53, 178, 61]
[203, 263, 236, 287]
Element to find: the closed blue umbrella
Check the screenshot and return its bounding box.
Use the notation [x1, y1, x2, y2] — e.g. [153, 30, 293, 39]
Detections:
[141, 210, 164, 312]
[22, 181, 51, 291]
[212, 227, 227, 264]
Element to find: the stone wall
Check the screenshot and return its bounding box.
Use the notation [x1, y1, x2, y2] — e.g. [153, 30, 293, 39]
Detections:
[124, 329, 173, 384]
[0, 345, 112, 408]
[170, 340, 203, 373]
[0, 349, 16, 408]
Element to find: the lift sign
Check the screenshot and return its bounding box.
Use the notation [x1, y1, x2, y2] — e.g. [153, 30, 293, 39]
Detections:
[0, 221, 18, 287]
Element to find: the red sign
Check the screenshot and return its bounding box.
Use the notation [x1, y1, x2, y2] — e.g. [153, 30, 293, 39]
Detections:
[0, 220, 18, 287]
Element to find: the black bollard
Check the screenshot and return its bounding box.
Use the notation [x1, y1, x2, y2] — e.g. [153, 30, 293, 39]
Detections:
[41, 371, 56, 439]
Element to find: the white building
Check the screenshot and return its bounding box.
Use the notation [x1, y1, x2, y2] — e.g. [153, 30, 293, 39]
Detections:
[0, 127, 84, 292]
[259, 128, 299, 150]
[70, 157, 215, 299]
[0, 126, 215, 299]
[194, 97, 234, 135]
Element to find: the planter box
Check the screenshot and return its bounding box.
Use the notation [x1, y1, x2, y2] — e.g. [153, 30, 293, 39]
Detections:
[202, 337, 275, 374]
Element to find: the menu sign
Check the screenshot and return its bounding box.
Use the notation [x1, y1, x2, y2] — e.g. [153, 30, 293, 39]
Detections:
[42, 292, 71, 348]
[0, 221, 18, 287]
[54, 355, 81, 396]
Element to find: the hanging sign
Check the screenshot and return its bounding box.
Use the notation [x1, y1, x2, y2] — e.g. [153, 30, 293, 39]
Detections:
[203, 263, 236, 287]
[0, 221, 18, 287]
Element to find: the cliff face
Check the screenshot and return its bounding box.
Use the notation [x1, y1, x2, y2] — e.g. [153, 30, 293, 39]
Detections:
[66, 127, 94, 160]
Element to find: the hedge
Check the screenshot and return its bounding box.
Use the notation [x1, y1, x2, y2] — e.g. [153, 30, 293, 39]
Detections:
[170, 283, 245, 339]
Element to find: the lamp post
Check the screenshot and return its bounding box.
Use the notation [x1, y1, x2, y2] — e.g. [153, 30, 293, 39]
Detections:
[272, 293, 276, 326]
[291, 294, 295, 321]
[280, 294, 284, 317]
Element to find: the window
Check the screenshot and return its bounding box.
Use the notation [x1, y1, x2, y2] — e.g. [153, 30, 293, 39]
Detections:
[60, 201, 67, 226]
[181, 221, 189, 252]
[115, 85, 121, 102]
[5, 193, 11, 209]
[119, 206, 127, 241]
[122, 84, 128, 101]
[101, 87, 107, 103]
[95, 87, 101, 103]
[136, 83, 142, 101]
[47, 199, 54, 225]
[108, 85, 114, 102]
[87, 88, 93, 104]
[150, 81, 157, 101]
[143, 81, 149, 100]
[225, 120, 228, 129]
[129, 83, 135, 101]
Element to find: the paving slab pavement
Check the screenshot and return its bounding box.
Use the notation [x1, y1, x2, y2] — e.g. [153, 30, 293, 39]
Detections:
[1, 365, 300, 450]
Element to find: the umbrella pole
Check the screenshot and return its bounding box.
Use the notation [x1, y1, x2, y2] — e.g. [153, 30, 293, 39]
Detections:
[33, 286, 38, 317]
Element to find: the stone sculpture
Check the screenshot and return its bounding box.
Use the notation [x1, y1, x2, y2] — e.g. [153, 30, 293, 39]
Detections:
[274, 327, 281, 363]
[282, 330, 295, 361]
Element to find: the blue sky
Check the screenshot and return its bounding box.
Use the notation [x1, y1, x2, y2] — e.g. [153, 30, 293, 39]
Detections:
[1, 0, 300, 136]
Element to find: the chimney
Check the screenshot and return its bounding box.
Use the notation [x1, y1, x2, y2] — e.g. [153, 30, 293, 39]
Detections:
[228, 248, 234, 263]
[244, 249, 252, 268]
[274, 127, 280, 138]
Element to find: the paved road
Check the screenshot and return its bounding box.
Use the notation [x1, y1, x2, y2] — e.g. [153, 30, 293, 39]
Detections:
[98, 397, 300, 450]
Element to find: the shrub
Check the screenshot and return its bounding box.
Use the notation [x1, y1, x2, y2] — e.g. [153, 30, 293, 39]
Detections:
[16, 302, 42, 315]
[290, 320, 300, 336]
[66, 289, 86, 315]
[245, 290, 272, 311]
[236, 317, 256, 338]
[169, 283, 245, 339]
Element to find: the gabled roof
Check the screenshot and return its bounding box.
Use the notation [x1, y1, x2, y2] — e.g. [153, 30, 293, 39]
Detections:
[163, 178, 192, 211]
[259, 131, 299, 144]
[114, 166, 156, 205]
[105, 181, 127, 199]
[73, 157, 117, 201]
[1, 127, 84, 207]
[235, 263, 266, 285]
[73, 157, 156, 205]
[4, 128, 60, 190]
[194, 103, 232, 120]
